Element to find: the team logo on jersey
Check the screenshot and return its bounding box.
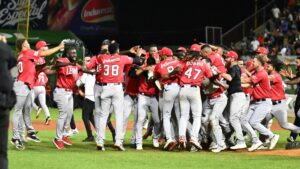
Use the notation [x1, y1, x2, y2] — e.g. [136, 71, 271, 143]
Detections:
[66, 67, 78, 75]
[81, 0, 115, 23]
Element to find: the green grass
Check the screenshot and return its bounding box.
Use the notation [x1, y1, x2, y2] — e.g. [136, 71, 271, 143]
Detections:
[8, 109, 300, 169]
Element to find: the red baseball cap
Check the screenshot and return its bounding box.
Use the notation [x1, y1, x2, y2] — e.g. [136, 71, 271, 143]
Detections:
[190, 44, 201, 52]
[224, 50, 238, 60]
[159, 47, 173, 57]
[35, 40, 49, 50]
[246, 59, 254, 71]
[176, 46, 187, 53]
[256, 47, 268, 55]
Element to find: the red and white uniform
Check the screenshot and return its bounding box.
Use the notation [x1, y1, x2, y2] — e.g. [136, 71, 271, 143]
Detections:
[251, 68, 271, 100]
[155, 58, 181, 141]
[138, 72, 158, 97]
[155, 58, 180, 86]
[34, 72, 48, 87]
[97, 54, 133, 83]
[122, 64, 140, 142]
[136, 65, 160, 147]
[269, 71, 285, 101]
[178, 59, 212, 143]
[206, 53, 227, 99]
[17, 49, 41, 88]
[56, 57, 81, 91]
[94, 54, 133, 146]
[179, 59, 213, 86]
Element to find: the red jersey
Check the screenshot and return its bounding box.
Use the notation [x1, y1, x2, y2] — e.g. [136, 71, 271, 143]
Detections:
[208, 52, 227, 73]
[155, 58, 180, 86]
[138, 75, 157, 96]
[251, 68, 271, 100]
[86, 54, 105, 83]
[97, 54, 133, 83]
[56, 57, 81, 91]
[17, 49, 41, 87]
[124, 65, 139, 96]
[179, 59, 212, 86]
[241, 67, 253, 95]
[269, 71, 285, 101]
[34, 72, 48, 87]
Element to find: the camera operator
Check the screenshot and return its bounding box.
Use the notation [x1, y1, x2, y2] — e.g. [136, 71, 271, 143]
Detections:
[0, 35, 17, 169]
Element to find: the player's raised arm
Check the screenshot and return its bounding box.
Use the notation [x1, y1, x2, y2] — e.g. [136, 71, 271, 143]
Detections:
[40, 41, 64, 57]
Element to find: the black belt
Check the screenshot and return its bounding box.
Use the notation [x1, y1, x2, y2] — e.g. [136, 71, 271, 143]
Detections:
[96, 82, 121, 86]
[180, 85, 198, 88]
[250, 98, 267, 104]
[139, 92, 155, 97]
[272, 100, 282, 105]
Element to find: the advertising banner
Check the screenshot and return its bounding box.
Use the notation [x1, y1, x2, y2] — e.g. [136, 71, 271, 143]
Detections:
[47, 0, 118, 36]
[0, 0, 118, 36]
[0, 0, 48, 29]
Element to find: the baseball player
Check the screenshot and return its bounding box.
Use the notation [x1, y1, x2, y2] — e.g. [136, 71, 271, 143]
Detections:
[52, 47, 81, 149]
[265, 60, 300, 133]
[221, 51, 247, 150]
[243, 54, 280, 151]
[154, 47, 181, 150]
[177, 47, 213, 150]
[93, 42, 141, 151]
[11, 39, 64, 150]
[135, 59, 160, 150]
[33, 41, 52, 125]
[239, 59, 260, 148]
[200, 44, 228, 153]
[122, 48, 147, 146]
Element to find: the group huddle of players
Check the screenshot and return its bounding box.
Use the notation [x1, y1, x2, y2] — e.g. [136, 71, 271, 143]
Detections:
[11, 39, 299, 153]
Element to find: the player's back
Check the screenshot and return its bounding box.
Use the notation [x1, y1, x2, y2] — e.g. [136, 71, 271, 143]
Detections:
[98, 54, 133, 83]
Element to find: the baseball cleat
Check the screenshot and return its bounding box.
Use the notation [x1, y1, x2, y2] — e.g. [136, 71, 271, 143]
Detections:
[168, 141, 178, 151]
[190, 145, 198, 152]
[82, 137, 95, 142]
[26, 133, 41, 143]
[62, 136, 73, 146]
[269, 134, 280, 150]
[190, 138, 202, 150]
[230, 143, 247, 150]
[136, 144, 143, 150]
[96, 140, 105, 151]
[114, 143, 126, 151]
[11, 138, 25, 150]
[45, 116, 51, 125]
[211, 145, 226, 153]
[209, 142, 218, 150]
[178, 137, 186, 150]
[248, 141, 263, 152]
[287, 136, 295, 143]
[153, 139, 159, 148]
[72, 128, 79, 135]
[53, 139, 64, 150]
[257, 143, 268, 150]
[163, 139, 176, 150]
